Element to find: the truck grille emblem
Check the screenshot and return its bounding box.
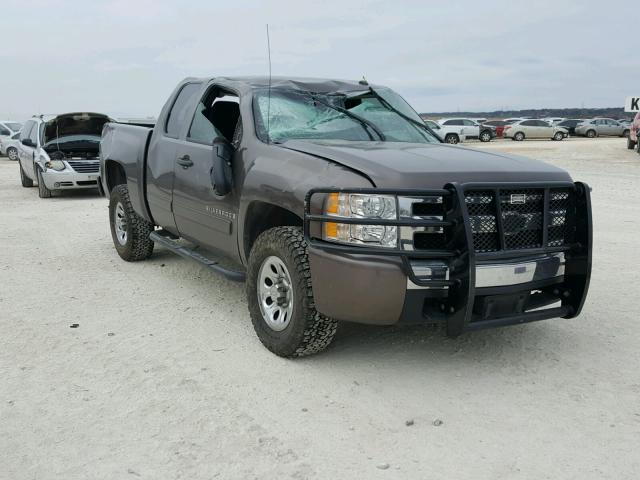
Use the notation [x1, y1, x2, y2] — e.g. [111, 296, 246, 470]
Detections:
[510, 193, 526, 205]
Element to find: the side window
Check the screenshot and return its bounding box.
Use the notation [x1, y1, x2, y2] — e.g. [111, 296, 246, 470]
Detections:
[521, 120, 535, 126]
[462, 119, 476, 126]
[537, 120, 550, 127]
[20, 121, 34, 141]
[446, 120, 463, 126]
[165, 83, 202, 138]
[0, 126, 10, 136]
[188, 88, 241, 145]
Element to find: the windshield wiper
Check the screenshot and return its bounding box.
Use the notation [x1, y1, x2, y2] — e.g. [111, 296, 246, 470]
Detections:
[309, 93, 386, 141]
[365, 88, 437, 141]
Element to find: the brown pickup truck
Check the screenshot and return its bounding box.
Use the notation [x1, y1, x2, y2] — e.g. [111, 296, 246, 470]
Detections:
[99, 76, 592, 357]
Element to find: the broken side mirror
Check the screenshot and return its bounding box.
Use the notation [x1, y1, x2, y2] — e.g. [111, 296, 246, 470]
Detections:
[211, 137, 233, 196]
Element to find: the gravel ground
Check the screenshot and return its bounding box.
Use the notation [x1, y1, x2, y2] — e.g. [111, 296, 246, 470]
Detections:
[1, 137, 639, 479]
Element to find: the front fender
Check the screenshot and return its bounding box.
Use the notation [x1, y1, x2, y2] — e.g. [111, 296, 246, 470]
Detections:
[237, 146, 373, 265]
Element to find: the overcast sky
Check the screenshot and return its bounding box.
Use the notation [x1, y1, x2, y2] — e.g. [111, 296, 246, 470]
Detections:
[0, 0, 633, 120]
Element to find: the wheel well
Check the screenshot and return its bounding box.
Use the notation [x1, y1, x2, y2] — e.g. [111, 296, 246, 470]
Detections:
[105, 160, 126, 193]
[244, 201, 302, 259]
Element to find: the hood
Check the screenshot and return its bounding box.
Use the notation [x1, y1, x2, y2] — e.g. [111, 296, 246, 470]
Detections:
[280, 140, 571, 189]
[43, 112, 111, 146]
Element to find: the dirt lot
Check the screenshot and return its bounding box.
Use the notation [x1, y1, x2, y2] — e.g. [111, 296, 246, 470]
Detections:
[1, 137, 639, 479]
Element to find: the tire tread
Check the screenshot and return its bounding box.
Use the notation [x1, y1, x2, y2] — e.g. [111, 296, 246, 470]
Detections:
[247, 226, 337, 357]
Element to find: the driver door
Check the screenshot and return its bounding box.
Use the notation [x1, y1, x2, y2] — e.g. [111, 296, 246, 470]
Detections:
[18, 120, 37, 178]
[171, 86, 241, 258]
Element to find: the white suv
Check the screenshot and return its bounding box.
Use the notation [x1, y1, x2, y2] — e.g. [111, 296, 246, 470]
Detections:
[438, 118, 494, 142]
[423, 119, 466, 144]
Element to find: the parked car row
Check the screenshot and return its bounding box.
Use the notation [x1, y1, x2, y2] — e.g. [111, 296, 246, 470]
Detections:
[422, 116, 634, 143]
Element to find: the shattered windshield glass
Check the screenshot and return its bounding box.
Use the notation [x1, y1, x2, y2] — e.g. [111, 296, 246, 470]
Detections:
[253, 87, 438, 144]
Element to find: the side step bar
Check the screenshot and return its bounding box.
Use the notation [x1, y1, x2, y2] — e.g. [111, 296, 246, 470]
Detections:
[149, 231, 246, 282]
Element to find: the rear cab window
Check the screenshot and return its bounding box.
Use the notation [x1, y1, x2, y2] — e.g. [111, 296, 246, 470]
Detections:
[165, 83, 203, 138]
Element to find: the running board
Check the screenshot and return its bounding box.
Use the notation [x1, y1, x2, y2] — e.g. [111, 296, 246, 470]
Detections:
[149, 231, 246, 282]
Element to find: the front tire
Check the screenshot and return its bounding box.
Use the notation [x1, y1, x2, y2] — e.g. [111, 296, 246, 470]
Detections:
[586, 129, 596, 138]
[553, 131, 564, 141]
[479, 130, 492, 142]
[246, 226, 338, 357]
[109, 184, 154, 261]
[7, 147, 18, 161]
[37, 168, 52, 198]
[622, 129, 630, 138]
[627, 137, 636, 150]
[514, 132, 525, 141]
[19, 163, 33, 187]
[444, 133, 459, 144]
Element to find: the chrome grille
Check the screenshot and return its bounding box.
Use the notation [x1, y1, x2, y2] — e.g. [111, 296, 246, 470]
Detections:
[398, 195, 446, 252]
[68, 160, 100, 173]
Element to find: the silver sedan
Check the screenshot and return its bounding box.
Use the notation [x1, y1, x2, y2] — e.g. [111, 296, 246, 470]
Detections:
[575, 118, 630, 138]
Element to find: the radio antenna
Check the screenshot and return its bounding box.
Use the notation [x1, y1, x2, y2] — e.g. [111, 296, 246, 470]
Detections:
[266, 24, 272, 144]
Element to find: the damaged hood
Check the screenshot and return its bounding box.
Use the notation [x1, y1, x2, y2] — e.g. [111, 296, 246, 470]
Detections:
[280, 140, 571, 188]
[43, 112, 112, 152]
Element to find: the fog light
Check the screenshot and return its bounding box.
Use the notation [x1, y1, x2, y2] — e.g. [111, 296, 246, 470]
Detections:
[54, 182, 60, 188]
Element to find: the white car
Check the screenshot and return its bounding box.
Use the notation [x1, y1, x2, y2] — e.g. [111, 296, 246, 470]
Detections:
[542, 117, 566, 125]
[0, 131, 21, 160]
[423, 119, 466, 144]
[0, 120, 23, 155]
[437, 118, 495, 142]
[504, 119, 567, 141]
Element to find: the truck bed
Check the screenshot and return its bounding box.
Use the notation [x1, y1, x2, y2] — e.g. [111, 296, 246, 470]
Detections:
[100, 122, 153, 221]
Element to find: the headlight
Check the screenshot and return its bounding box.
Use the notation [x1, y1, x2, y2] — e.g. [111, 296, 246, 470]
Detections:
[322, 193, 398, 248]
[45, 160, 66, 171]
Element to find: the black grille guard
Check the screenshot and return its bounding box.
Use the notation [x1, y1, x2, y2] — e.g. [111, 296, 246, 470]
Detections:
[303, 181, 592, 336]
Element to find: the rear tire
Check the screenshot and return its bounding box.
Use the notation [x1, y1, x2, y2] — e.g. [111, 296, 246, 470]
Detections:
[246, 226, 338, 357]
[586, 129, 596, 138]
[444, 133, 459, 144]
[514, 132, 525, 141]
[7, 147, 18, 161]
[622, 129, 630, 138]
[37, 168, 52, 198]
[108, 184, 154, 261]
[19, 163, 33, 187]
[627, 137, 636, 150]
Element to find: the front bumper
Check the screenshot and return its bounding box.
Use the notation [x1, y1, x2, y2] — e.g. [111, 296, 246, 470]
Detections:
[305, 182, 592, 335]
[40, 170, 100, 190]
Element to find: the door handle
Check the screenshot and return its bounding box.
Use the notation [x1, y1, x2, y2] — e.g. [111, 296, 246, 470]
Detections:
[177, 155, 193, 168]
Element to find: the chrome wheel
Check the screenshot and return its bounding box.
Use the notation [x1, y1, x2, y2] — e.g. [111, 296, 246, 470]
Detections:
[114, 202, 128, 245]
[257, 255, 293, 331]
[7, 148, 17, 161]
